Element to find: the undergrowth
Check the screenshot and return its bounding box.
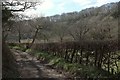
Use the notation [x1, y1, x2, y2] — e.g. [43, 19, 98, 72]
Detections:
[9, 44, 26, 52]
[28, 50, 111, 78]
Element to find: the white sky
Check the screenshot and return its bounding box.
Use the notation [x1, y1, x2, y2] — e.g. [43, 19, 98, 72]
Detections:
[15, 0, 119, 18]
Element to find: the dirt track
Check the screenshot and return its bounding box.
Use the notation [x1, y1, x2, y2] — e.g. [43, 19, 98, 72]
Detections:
[11, 49, 71, 79]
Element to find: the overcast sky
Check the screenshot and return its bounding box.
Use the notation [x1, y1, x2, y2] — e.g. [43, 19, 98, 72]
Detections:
[17, 0, 119, 17]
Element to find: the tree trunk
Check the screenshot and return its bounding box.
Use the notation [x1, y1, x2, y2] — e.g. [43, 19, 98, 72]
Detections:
[98, 51, 103, 68]
[86, 52, 89, 65]
[65, 49, 68, 61]
[69, 33, 76, 41]
[111, 68, 114, 74]
[94, 50, 98, 66]
[29, 28, 39, 48]
[75, 52, 78, 63]
[18, 30, 21, 43]
[114, 52, 119, 73]
[79, 49, 83, 64]
[60, 37, 63, 43]
[115, 59, 119, 73]
[70, 49, 75, 63]
[107, 52, 110, 73]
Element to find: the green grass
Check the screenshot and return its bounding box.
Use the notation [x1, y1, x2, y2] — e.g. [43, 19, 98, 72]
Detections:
[13, 46, 21, 50]
[25, 49, 32, 53]
[10, 45, 26, 52]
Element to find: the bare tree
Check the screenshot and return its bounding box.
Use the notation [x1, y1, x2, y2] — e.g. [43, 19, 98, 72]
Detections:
[2, 0, 41, 12]
[28, 18, 44, 48]
[90, 21, 114, 40]
[38, 31, 52, 43]
[12, 21, 25, 43]
[53, 22, 68, 42]
[2, 0, 42, 41]
[68, 19, 89, 41]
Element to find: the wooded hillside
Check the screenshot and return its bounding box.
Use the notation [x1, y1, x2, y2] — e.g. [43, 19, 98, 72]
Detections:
[6, 2, 119, 43]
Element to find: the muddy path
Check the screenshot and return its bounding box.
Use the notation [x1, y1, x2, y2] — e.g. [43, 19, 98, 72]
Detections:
[11, 49, 72, 79]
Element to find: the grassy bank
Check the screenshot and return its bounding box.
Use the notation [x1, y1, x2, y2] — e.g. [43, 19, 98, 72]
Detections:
[27, 50, 112, 78]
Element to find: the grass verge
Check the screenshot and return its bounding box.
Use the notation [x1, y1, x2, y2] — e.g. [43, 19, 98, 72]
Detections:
[27, 50, 111, 78]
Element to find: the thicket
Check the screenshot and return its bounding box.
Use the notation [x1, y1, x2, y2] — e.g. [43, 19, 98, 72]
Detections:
[29, 51, 112, 78]
[31, 40, 119, 76]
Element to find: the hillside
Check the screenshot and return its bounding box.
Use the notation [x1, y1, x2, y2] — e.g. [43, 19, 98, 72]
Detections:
[7, 2, 119, 43]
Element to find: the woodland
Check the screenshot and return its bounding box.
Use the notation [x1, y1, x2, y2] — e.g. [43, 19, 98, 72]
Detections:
[2, 0, 120, 79]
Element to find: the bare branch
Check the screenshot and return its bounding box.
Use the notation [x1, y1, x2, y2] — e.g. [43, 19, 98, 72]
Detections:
[2, 1, 42, 12]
